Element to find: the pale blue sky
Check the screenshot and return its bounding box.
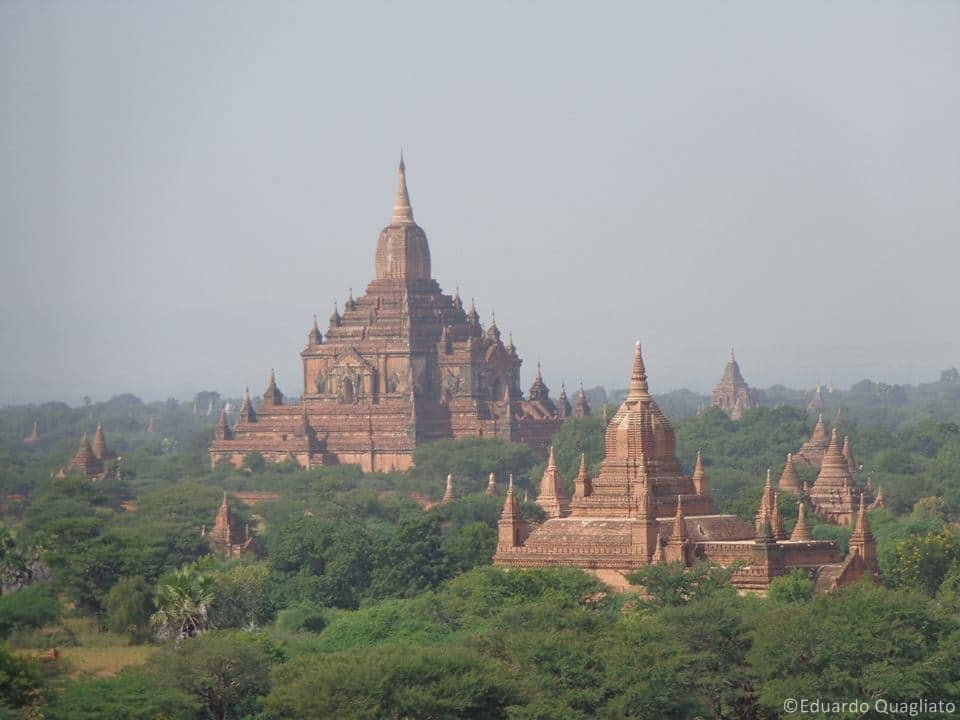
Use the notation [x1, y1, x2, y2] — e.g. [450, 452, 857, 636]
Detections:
[2, 1, 958, 404]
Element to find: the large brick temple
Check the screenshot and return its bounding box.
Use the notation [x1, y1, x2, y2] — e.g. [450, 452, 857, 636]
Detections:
[494, 343, 880, 593]
[209, 158, 569, 472]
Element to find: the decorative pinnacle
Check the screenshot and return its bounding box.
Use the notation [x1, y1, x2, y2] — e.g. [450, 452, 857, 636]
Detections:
[392, 153, 414, 224]
[628, 341, 650, 399]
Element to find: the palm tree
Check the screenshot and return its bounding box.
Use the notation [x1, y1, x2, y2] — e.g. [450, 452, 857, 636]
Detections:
[151, 563, 216, 643]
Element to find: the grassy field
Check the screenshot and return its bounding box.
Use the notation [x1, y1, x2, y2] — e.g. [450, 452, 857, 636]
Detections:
[11, 616, 159, 677]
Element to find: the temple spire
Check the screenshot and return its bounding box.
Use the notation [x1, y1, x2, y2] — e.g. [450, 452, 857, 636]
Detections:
[441, 473, 457, 504]
[692, 451, 709, 496]
[391, 153, 415, 224]
[791, 501, 813, 541]
[672, 495, 688, 540]
[486, 472, 498, 496]
[308, 314, 322, 345]
[627, 341, 650, 400]
[778, 452, 802, 493]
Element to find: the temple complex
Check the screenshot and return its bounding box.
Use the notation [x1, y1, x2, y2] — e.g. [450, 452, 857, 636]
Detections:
[203, 493, 259, 558]
[711, 350, 759, 419]
[210, 158, 566, 472]
[58, 424, 115, 479]
[494, 343, 879, 593]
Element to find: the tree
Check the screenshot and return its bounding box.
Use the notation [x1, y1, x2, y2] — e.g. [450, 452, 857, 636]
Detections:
[104, 576, 153, 643]
[444, 521, 497, 573]
[43, 671, 200, 720]
[0, 646, 44, 717]
[767, 570, 815, 604]
[151, 563, 216, 643]
[370, 512, 452, 599]
[209, 562, 273, 629]
[149, 631, 278, 720]
[0, 584, 60, 638]
[626, 561, 739, 608]
[268, 645, 519, 720]
[750, 582, 958, 715]
[267, 517, 374, 609]
[882, 528, 960, 595]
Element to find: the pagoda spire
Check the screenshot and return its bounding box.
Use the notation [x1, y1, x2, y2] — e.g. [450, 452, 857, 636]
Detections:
[573, 381, 591, 417]
[441, 473, 457, 504]
[778, 452, 802, 493]
[771, 492, 786, 539]
[627, 341, 650, 401]
[263, 369, 284, 406]
[391, 153, 415, 225]
[671, 495, 688, 540]
[23, 420, 40, 445]
[848, 493, 878, 571]
[308, 314, 322, 345]
[842, 435, 858, 473]
[497, 474, 523, 547]
[215, 407, 233, 441]
[92, 423, 107, 459]
[238, 387, 257, 423]
[790, 501, 813, 541]
[692, 450, 709, 496]
[537, 446, 570, 518]
[573, 452, 592, 499]
[486, 472, 498, 496]
[850, 493, 873, 543]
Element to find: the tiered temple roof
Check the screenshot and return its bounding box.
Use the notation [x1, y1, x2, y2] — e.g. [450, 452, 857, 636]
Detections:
[209, 158, 566, 472]
[494, 343, 879, 594]
[711, 349, 759, 420]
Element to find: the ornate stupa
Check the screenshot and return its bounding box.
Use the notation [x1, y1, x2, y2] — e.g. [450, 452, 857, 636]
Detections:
[494, 343, 875, 593]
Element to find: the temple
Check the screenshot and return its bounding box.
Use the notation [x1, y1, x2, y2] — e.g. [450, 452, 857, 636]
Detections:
[210, 158, 566, 471]
[494, 343, 879, 593]
[203, 493, 259, 558]
[711, 350, 758, 419]
[57, 424, 115, 480]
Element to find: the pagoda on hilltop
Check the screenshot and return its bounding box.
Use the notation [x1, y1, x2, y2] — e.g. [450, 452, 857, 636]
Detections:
[494, 342, 879, 593]
[210, 158, 566, 472]
[711, 349, 759, 420]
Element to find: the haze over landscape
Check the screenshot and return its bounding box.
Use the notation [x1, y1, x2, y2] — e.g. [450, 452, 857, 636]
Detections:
[2, 1, 959, 405]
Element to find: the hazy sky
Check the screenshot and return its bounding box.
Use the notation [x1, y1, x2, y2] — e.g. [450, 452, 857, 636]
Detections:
[2, 1, 958, 405]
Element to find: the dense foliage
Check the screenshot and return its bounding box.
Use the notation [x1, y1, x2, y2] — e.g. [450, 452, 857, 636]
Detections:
[0, 378, 957, 718]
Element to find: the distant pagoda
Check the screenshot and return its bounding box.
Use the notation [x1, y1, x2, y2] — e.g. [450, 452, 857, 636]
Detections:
[711, 349, 758, 420]
[58, 424, 116, 480]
